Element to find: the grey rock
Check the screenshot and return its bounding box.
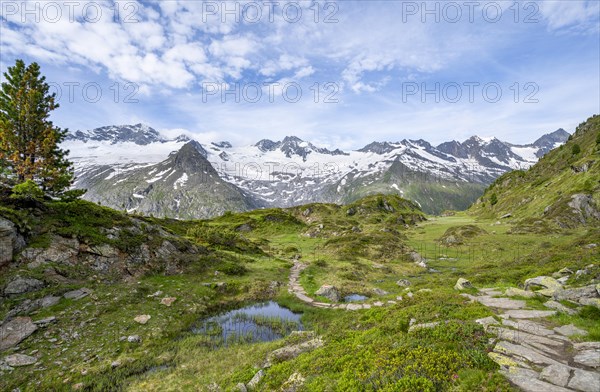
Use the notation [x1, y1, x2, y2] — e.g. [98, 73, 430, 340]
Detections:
[314, 285, 340, 302]
[19, 236, 79, 266]
[3, 354, 37, 367]
[524, 276, 563, 297]
[0, 218, 18, 267]
[4, 277, 45, 296]
[371, 288, 388, 296]
[544, 300, 577, 315]
[578, 298, 600, 309]
[494, 340, 562, 366]
[63, 288, 92, 300]
[501, 319, 555, 336]
[568, 194, 600, 224]
[567, 368, 600, 392]
[488, 327, 564, 349]
[0, 299, 41, 323]
[235, 383, 247, 392]
[266, 338, 324, 364]
[127, 335, 141, 343]
[247, 369, 265, 390]
[155, 240, 178, 259]
[500, 366, 571, 392]
[573, 349, 600, 368]
[501, 310, 556, 319]
[475, 316, 499, 330]
[554, 285, 599, 302]
[0, 360, 14, 371]
[0, 317, 38, 351]
[554, 267, 573, 277]
[454, 278, 473, 290]
[574, 342, 600, 351]
[505, 287, 536, 298]
[134, 315, 151, 324]
[345, 304, 363, 310]
[34, 316, 57, 327]
[39, 296, 61, 308]
[396, 279, 411, 287]
[473, 296, 526, 309]
[281, 372, 305, 392]
[553, 324, 588, 337]
[539, 364, 571, 387]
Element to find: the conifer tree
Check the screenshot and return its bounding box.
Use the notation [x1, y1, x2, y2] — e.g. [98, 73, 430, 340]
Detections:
[0, 59, 73, 195]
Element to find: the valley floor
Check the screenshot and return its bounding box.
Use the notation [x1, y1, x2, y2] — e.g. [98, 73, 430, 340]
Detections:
[1, 199, 599, 391]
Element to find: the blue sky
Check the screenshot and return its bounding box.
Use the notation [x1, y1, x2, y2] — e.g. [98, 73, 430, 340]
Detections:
[1, 0, 599, 149]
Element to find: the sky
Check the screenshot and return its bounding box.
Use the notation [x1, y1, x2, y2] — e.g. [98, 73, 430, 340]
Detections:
[1, 0, 599, 150]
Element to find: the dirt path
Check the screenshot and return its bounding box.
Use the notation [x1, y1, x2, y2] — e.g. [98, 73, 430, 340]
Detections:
[288, 261, 397, 310]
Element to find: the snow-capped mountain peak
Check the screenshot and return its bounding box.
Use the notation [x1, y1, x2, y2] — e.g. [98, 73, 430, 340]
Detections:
[254, 136, 348, 160]
[66, 123, 168, 145]
[64, 124, 571, 218]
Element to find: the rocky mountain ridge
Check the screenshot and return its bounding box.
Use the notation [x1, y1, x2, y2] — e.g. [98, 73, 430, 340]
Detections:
[63, 124, 570, 218]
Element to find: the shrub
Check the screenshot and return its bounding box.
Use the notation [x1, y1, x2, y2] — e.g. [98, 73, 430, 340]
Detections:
[217, 261, 248, 276]
[572, 144, 581, 155]
[10, 180, 44, 200]
[489, 193, 498, 206]
[59, 188, 87, 202]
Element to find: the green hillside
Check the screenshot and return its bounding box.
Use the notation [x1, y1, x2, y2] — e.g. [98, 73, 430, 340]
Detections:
[471, 115, 600, 228]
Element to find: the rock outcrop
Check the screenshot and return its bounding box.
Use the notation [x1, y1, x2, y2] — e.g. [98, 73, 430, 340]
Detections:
[315, 285, 340, 303]
[0, 218, 24, 268]
[0, 317, 37, 351]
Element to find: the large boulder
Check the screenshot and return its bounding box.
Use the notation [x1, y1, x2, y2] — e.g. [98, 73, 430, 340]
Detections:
[567, 194, 600, 225]
[0, 317, 38, 351]
[554, 284, 599, 302]
[315, 285, 340, 302]
[19, 236, 79, 268]
[266, 337, 324, 364]
[0, 217, 23, 268]
[524, 276, 563, 297]
[3, 276, 45, 296]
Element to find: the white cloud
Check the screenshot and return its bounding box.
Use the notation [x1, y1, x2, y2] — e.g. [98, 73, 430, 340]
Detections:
[538, 0, 600, 32]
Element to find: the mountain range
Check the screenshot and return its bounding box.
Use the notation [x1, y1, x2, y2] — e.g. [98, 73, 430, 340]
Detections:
[62, 124, 570, 218]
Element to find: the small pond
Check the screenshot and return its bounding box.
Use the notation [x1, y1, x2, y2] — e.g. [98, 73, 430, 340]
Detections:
[191, 301, 303, 347]
[344, 294, 368, 302]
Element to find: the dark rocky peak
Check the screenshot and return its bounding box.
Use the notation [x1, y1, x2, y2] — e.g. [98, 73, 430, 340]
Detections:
[436, 140, 468, 158]
[212, 141, 233, 148]
[358, 141, 399, 154]
[255, 139, 279, 152]
[256, 136, 347, 159]
[532, 128, 571, 157]
[533, 128, 570, 147]
[170, 141, 213, 172]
